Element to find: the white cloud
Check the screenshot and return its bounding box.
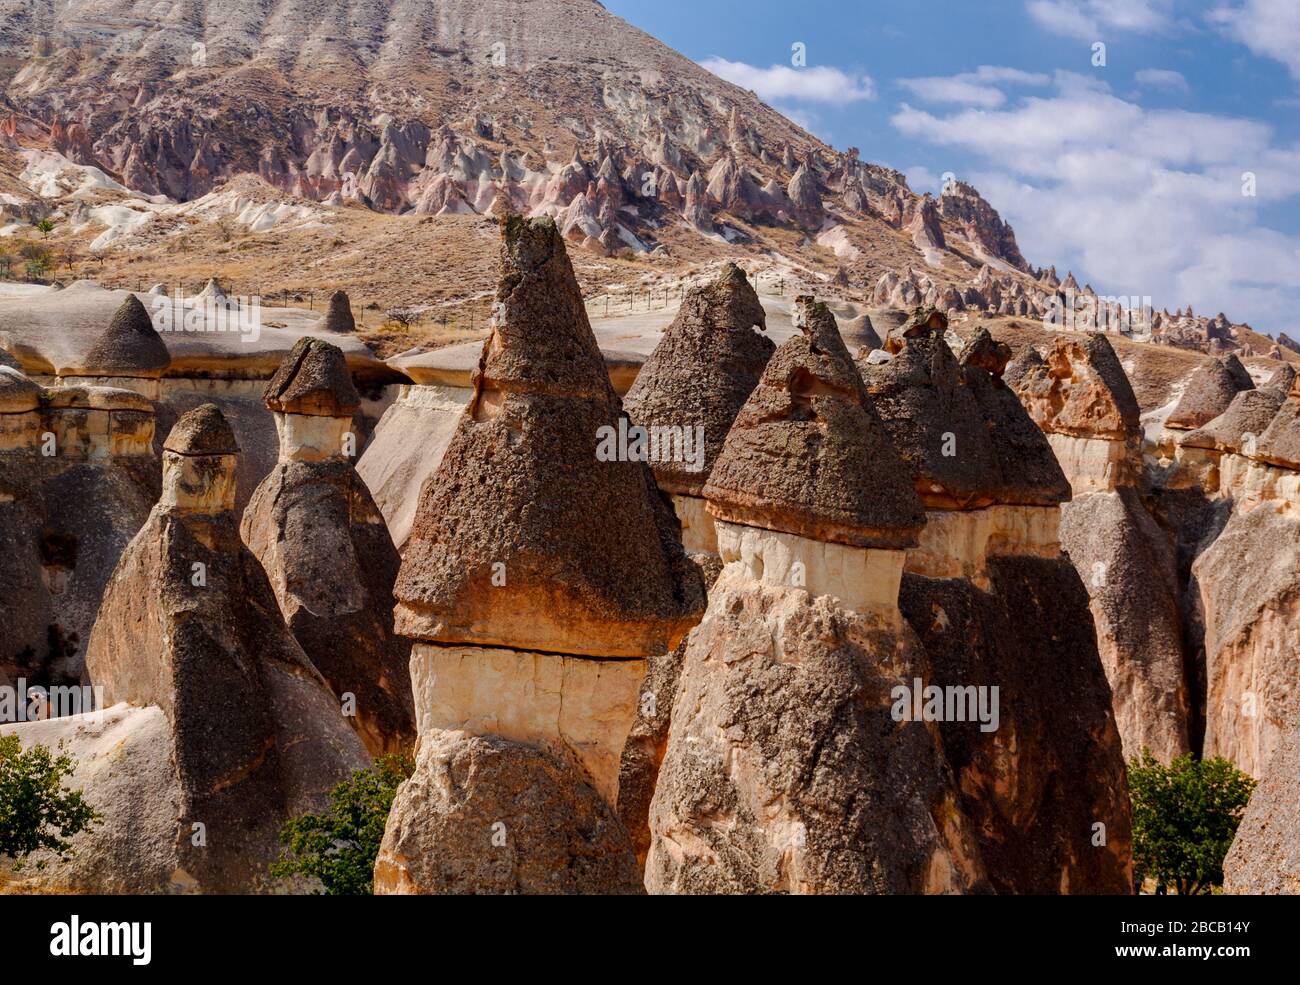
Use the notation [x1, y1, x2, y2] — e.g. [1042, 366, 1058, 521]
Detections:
[1135, 68, 1189, 90]
[1210, 0, 1300, 79]
[771, 104, 825, 138]
[699, 57, 875, 104]
[898, 65, 1050, 108]
[1027, 0, 1175, 39]
[890, 75, 1300, 333]
[906, 165, 942, 192]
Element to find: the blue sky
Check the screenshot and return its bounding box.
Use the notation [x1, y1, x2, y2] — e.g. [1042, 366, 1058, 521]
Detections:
[603, 0, 1300, 336]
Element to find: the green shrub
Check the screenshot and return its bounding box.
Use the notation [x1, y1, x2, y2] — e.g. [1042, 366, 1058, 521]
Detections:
[270, 751, 415, 895]
[1128, 751, 1256, 895]
[0, 734, 100, 871]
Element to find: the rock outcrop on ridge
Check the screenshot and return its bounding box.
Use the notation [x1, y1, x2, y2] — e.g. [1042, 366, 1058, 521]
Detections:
[241, 338, 415, 756]
[375, 216, 704, 895]
[860, 327, 1133, 894]
[646, 298, 986, 894]
[3, 404, 368, 893]
[1009, 334, 1191, 762]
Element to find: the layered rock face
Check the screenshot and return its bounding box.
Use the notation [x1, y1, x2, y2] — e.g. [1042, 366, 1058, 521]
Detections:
[861, 323, 1133, 894]
[0, 281, 399, 517]
[646, 299, 990, 894]
[1181, 375, 1300, 774]
[4, 405, 368, 893]
[1010, 334, 1191, 761]
[376, 216, 704, 895]
[0, 363, 157, 686]
[241, 338, 414, 756]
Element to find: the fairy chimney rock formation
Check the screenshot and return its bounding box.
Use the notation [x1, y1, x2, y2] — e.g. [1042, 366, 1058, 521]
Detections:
[70, 404, 368, 892]
[1165, 354, 1254, 431]
[377, 216, 705, 894]
[317, 290, 357, 333]
[646, 298, 988, 894]
[72, 294, 171, 399]
[621, 262, 774, 555]
[860, 329, 1133, 893]
[263, 336, 362, 461]
[1011, 334, 1191, 761]
[1011, 333, 1143, 494]
[242, 339, 415, 756]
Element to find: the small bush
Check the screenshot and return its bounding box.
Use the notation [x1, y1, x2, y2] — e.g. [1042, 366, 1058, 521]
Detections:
[1128, 750, 1256, 895]
[270, 751, 415, 895]
[0, 734, 100, 871]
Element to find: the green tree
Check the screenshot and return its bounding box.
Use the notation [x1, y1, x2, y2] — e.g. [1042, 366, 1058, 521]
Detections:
[0, 734, 100, 871]
[270, 751, 415, 895]
[34, 218, 55, 238]
[1128, 751, 1256, 895]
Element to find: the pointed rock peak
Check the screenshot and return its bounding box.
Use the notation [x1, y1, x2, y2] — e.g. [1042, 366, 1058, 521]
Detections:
[198, 277, 227, 299]
[1165, 354, 1254, 430]
[704, 296, 924, 549]
[843, 313, 883, 352]
[318, 290, 356, 333]
[862, 331, 1068, 508]
[960, 328, 1011, 379]
[1181, 387, 1285, 453]
[83, 294, 170, 375]
[1011, 334, 1140, 439]
[1263, 362, 1297, 396]
[164, 403, 239, 456]
[264, 337, 360, 417]
[622, 264, 775, 495]
[792, 296, 853, 367]
[1219, 353, 1254, 390]
[394, 214, 705, 659]
[484, 214, 610, 399]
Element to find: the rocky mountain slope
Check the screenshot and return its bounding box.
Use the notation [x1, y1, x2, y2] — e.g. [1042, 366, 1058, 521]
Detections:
[0, 1, 1282, 359]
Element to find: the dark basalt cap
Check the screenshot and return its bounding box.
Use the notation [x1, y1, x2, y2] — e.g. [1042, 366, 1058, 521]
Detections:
[1166, 355, 1255, 430]
[163, 403, 239, 456]
[622, 262, 774, 495]
[1181, 388, 1284, 452]
[704, 295, 925, 548]
[82, 294, 171, 375]
[393, 214, 705, 658]
[263, 337, 361, 417]
[861, 331, 1069, 508]
[1262, 363, 1296, 397]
